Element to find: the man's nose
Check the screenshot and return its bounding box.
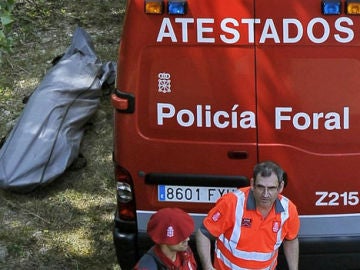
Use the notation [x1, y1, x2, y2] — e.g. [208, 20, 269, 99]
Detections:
[263, 188, 271, 196]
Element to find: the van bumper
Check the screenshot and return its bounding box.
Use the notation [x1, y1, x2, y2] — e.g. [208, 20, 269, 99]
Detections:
[113, 211, 360, 270]
[277, 236, 360, 270]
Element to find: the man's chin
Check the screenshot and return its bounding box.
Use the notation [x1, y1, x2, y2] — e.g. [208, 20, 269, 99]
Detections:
[259, 199, 272, 207]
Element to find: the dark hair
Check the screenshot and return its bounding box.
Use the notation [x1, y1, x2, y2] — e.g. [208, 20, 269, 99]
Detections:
[253, 161, 287, 186]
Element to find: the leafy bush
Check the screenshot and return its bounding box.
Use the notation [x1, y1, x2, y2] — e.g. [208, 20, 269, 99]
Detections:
[0, 0, 15, 61]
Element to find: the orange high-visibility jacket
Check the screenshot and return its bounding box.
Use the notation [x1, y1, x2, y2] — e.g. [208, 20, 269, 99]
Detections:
[203, 187, 300, 269]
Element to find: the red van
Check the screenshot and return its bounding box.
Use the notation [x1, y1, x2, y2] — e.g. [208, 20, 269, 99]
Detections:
[112, 0, 360, 269]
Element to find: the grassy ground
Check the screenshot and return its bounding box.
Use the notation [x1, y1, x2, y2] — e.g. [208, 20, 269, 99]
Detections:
[0, 0, 126, 269]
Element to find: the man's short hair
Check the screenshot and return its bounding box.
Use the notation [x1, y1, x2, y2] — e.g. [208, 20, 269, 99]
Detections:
[253, 161, 287, 186]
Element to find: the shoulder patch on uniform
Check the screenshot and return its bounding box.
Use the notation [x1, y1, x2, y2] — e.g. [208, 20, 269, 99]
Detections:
[211, 211, 222, 222]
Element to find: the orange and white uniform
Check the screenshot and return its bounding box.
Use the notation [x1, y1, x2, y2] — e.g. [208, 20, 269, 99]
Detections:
[202, 187, 300, 270]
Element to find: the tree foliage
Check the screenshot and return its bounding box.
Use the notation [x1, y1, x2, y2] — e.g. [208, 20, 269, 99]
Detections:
[0, 0, 15, 61]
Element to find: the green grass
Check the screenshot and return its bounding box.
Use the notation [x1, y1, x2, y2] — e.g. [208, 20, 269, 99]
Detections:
[0, 0, 126, 269]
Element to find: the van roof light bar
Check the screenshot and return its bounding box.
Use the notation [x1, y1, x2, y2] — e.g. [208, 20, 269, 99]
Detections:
[346, 0, 360, 14]
[145, 0, 164, 14]
[322, 0, 341, 14]
[168, 0, 187, 15]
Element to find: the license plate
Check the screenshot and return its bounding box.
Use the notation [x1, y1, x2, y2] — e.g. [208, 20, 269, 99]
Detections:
[158, 185, 238, 203]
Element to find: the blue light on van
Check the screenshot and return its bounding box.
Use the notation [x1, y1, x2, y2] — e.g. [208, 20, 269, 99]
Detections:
[322, 0, 341, 14]
[168, 0, 187, 15]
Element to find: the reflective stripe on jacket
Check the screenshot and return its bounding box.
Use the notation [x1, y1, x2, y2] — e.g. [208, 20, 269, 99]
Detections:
[214, 189, 292, 270]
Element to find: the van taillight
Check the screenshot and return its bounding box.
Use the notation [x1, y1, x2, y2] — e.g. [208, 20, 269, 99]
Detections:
[115, 166, 136, 221]
[144, 0, 187, 15]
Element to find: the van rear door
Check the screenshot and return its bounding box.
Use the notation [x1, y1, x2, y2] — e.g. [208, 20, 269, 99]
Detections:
[255, 0, 360, 242]
[114, 0, 258, 219]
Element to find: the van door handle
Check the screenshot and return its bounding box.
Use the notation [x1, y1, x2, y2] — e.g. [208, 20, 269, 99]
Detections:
[111, 89, 135, 113]
[227, 151, 248, 159]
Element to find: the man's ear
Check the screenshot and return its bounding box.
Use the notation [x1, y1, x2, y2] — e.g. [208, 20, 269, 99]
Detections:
[278, 180, 285, 193]
[250, 178, 255, 190]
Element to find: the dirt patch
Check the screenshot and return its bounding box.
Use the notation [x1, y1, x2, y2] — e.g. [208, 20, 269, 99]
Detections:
[0, 1, 126, 269]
